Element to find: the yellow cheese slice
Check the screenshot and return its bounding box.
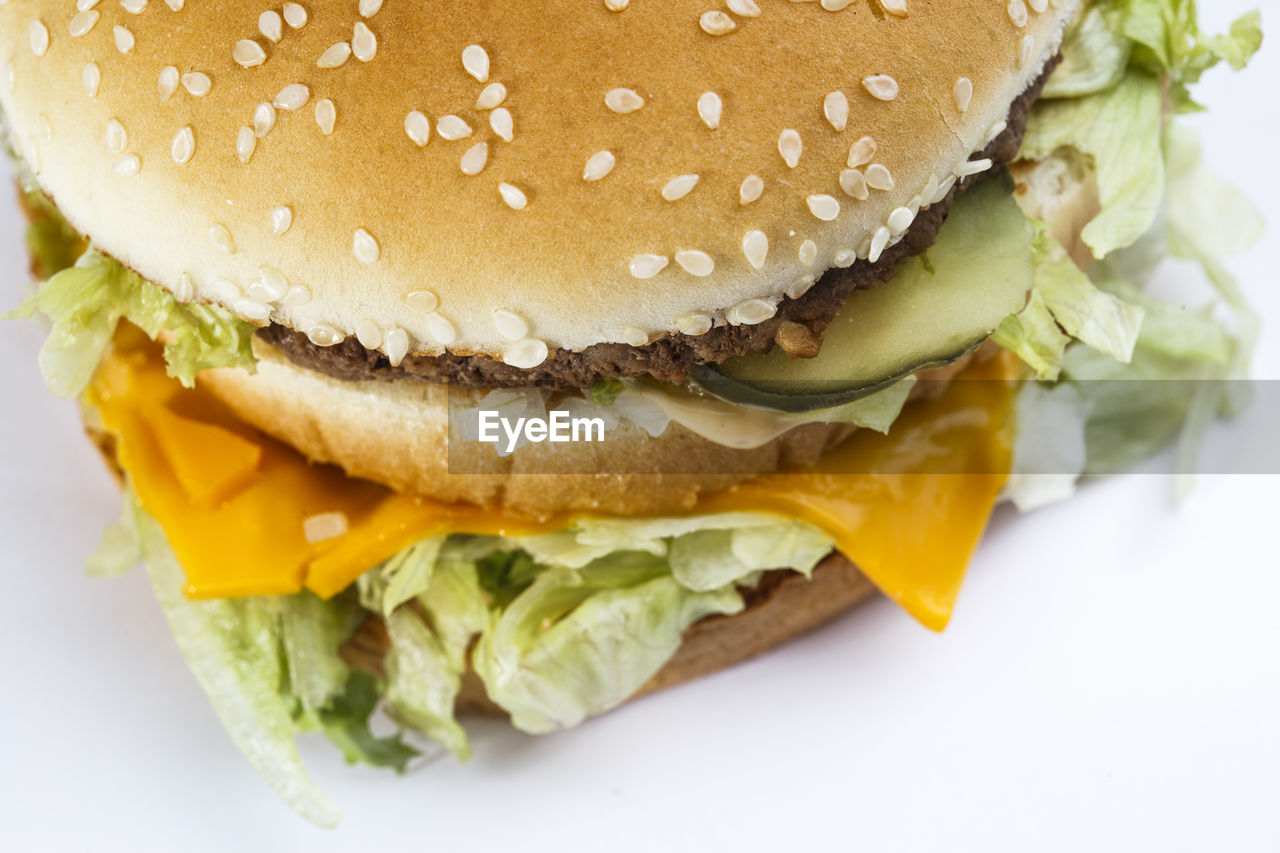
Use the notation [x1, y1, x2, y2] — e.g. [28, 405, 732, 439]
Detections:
[87, 326, 1013, 629]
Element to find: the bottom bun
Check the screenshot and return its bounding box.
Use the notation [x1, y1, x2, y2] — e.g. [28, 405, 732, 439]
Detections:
[339, 551, 876, 718]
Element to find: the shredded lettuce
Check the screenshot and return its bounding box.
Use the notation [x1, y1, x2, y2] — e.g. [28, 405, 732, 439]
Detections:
[6, 251, 256, 398]
[473, 555, 743, 734]
[130, 491, 341, 827]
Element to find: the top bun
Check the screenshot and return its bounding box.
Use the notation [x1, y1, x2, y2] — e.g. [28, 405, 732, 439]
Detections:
[0, 0, 1074, 368]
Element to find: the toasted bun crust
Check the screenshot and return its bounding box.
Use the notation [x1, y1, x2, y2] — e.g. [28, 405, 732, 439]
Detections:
[1, 0, 1074, 367]
[200, 336, 861, 517]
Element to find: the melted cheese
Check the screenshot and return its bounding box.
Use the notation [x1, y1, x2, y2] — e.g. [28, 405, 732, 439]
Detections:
[88, 326, 1013, 630]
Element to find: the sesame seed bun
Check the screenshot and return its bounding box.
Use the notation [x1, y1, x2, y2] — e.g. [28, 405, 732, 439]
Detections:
[0, 0, 1075, 374]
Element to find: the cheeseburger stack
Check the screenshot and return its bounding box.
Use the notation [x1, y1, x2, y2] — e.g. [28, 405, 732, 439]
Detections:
[1, 0, 1259, 824]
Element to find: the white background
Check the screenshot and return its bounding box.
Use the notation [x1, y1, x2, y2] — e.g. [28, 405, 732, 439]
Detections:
[1, 4, 1276, 850]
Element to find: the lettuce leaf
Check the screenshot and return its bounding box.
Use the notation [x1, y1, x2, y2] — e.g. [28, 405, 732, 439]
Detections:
[1116, 1, 1262, 111]
[312, 670, 418, 773]
[6, 251, 256, 398]
[472, 553, 743, 734]
[1021, 71, 1165, 260]
[131, 491, 340, 827]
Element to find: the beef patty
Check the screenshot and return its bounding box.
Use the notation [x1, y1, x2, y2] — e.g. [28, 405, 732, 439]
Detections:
[262, 59, 1057, 391]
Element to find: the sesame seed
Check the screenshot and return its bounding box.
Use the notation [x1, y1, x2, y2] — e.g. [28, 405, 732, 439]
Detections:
[157, 66, 178, 100]
[503, 339, 549, 369]
[174, 273, 195, 303]
[164, 0, 184, 9]
[476, 82, 507, 110]
[786, 275, 817, 300]
[798, 240, 817, 266]
[259, 11, 283, 42]
[955, 157, 993, 177]
[839, 168, 869, 200]
[29, 21, 50, 56]
[384, 328, 409, 366]
[315, 99, 336, 135]
[742, 230, 768, 270]
[887, 206, 914, 236]
[605, 88, 644, 114]
[697, 91, 723, 130]
[282, 2, 307, 28]
[821, 0, 855, 9]
[1008, 0, 1028, 27]
[436, 114, 472, 140]
[425, 313, 457, 346]
[113, 154, 141, 176]
[605, 0, 630, 10]
[675, 250, 715, 277]
[270, 206, 293, 236]
[352, 22, 377, 62]
[209, 279, 242, 301]
[954, 77, 973, 112]
[181, 72, 211, 96]
[460, 141, 489, 175]
[699, 11, 736, 36]
[1019, 33, 1035, 68]
[234, 39, 267, 68]
[404, 111, 431, 146]
[462, 44, 490, 82]
[317, 42, 351, 68]
[355, 318, 383, 349]
[662, 174, 700, 201]
[629, 254, 669, 280]
[778, 129, 802, 168]
[498, 182, 528, 210]
[985, 119, 1008, 144]
[823, 91, 849, 131]
[234, 300, 272, 322]
[862, 75, 898, 101]
[121, 0, 146, 13]
[274, 83, 309, 110]
[847, 136, 877, 168]
[865, 163, 894, 191]
[69, 10, 99, 37]
[353, 228, 380, 264]
[583, 150, 616, 181]
[209, 224, 235, 254]
[171, 126, 195, 164]
[360, 0, 384, 17]
[733, 299, 776, 325]
[405, 290, 439, 313]
[307, 325, 343, 347]
[253, 267, 288, 301]
[105, 119, 127, 154]
[620, 327, 648, 347]
[739, 175, 764, 205]
[113, 25, 135, 53]
[489, 107, 514, 142]
[932, 174, 957, 205]
[76, 0, 101, 10]
[280, 284, 311, 306]
[879, 0, 906, 13]
[83, 63, 101, 98]
[727, 0, 761, 16]
[1029, 0, 1048, 11]
[676, 313, 712, 336]
[833, 249, 856, 268]
[253, 102, 276, 137]
[807, 194, 840, 221]
[493, 309, 528, 340]
[868, 226, 891, 263]
[236, 127, 256, 163]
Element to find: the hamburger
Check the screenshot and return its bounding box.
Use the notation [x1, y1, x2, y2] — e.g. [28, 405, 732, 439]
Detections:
[0, 0, 1261, 824]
